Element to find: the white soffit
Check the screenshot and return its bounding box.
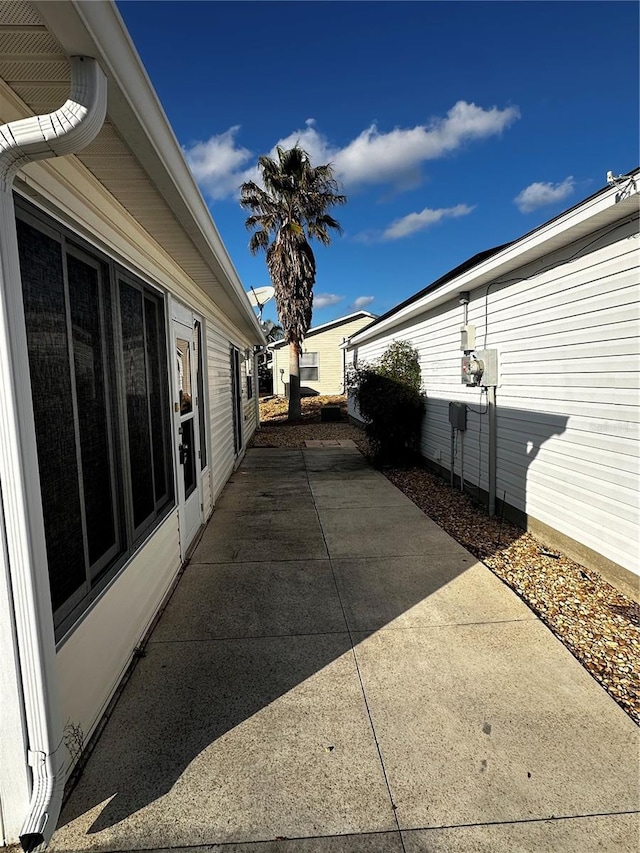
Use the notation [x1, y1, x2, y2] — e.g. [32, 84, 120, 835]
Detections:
[0, 0, 263, 342]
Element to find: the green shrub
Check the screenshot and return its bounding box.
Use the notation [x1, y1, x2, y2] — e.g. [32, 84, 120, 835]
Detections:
[377, 340, 423, 392]
[349, 341, 425, 465]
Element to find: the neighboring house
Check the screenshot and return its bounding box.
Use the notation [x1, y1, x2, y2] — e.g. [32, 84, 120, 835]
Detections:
[0, 2, 265, 848]
[270, 311, 376, 396]
[348, 172, 639, 597]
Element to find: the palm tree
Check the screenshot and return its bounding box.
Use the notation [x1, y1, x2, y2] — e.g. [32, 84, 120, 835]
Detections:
[240, 145, 346, 419]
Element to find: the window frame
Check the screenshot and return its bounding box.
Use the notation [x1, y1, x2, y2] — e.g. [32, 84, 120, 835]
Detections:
[65, 243, 122, 584]
[299, 350, 319, 382]
[15, 197, 176, 641]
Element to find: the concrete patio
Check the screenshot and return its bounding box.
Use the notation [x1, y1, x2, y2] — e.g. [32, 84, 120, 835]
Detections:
[50, 447, 639, 852]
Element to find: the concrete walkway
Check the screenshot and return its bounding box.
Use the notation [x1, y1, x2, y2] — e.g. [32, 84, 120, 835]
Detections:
[50, 448, 639, 852]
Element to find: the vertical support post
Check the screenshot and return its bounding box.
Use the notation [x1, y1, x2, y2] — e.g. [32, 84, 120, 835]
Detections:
[487, 385, 497, 516]
[450, 424, 455, 488]
[253, 349, 261, 428]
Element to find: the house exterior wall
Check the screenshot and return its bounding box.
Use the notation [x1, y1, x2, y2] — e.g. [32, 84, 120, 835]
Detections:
[272, 314, 374, 396]
[0, 10, 264, 842]
[56, 510, 180, 758]
[206, 315, 257, 505]
[349, 216, 639, 580]
[8, 153, 259, 780]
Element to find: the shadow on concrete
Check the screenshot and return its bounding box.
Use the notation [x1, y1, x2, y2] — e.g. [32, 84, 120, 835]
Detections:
[56, 406, 572, 837]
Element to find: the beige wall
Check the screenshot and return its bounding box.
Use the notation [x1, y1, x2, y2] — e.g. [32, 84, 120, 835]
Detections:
[272, 315, 374, 396]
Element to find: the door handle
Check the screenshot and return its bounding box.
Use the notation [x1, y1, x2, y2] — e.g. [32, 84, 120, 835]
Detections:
[179, 443, 189, 465]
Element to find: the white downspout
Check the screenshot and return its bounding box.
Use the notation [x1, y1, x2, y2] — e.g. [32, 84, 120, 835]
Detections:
[253, 346, 265, 427]
[0, 56, 106, 851]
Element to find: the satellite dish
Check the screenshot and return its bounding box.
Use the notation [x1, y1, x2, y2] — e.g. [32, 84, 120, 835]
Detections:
[246, 285, 275, 321]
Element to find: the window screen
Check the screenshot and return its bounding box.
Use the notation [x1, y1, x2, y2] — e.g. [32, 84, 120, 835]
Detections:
[145, 297, 171, 500]
[18, 219, 86, 613]
[68, 252, 118, 571]
[17, 202, 174, 634]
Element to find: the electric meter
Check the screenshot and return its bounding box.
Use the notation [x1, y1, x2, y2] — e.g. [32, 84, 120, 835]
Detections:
[461, 356, 483, 386]
[461, 350, 498, 386]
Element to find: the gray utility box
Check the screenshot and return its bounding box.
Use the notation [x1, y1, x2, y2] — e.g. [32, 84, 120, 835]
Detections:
[477, 349, 498, 386]
[321, 404, 341, 422]
[448, 401, 467, 431]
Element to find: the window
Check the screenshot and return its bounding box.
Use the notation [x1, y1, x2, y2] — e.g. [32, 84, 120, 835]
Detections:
[16, 201, 174, 636]
[119, 278, 172, 531]
[300, 351, 319, 382]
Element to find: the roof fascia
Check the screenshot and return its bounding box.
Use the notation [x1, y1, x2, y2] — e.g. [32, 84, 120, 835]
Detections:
[31, 0, 265, 344]
[270, 311, 376, 349]
[349, 176, 639, 349]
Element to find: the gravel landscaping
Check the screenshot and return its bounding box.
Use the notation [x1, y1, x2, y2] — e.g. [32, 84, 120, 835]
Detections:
[252, 396, 639, 725]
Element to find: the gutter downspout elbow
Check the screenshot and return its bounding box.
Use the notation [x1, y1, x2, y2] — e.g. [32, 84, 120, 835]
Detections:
[0, 56, 107, 189]
[0, 56, 106, 852]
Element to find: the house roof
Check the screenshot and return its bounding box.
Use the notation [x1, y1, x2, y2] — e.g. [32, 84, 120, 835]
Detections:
[269, 310, 377, 350]
[0, 0, 265, 343]
[348, 169, 640, 348]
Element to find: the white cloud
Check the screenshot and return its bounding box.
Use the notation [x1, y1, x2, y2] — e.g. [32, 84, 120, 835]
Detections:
[272, 123, 334, 168]
[314, 293, 344, 309]
[185, 126, 253, 200]
[382, 204, 475, 241]
[184, 101, 520, 200]
[334, 101, 519, 189]
[350, 296, 375, 311]
[514, 176, 575, 213]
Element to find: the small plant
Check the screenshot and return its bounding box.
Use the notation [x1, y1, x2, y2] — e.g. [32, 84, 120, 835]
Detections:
[63, 719, 85, 767]
[348, 340, 425, 465]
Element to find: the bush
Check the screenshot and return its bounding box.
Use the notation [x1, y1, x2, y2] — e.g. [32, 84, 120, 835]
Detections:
[349, 341, 425, 465]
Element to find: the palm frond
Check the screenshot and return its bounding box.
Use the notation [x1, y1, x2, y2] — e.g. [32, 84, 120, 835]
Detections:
[241, 143, 346, 348]
[249, 229, 270, 255]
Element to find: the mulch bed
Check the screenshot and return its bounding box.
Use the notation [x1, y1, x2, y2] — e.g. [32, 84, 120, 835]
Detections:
[251, 396, 639, 726]
[253, 395, 371, 450]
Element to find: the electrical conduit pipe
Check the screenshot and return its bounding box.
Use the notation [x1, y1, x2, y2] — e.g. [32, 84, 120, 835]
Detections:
[0, 56, 107, 851]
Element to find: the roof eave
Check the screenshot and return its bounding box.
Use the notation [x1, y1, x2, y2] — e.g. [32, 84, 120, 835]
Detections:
[270, 311, 377, 349]
[348, 175, 639, 349]
[31, 0, 265, 344]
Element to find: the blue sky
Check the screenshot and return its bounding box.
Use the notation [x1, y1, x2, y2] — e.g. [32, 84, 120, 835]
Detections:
[117, 1, 639, 327]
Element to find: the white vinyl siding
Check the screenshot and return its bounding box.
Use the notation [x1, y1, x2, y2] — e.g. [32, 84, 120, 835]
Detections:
[10, 148, 261, 782]
[205, 318, 257, 505]
[57, 510, 181, 770]
[351, 216, 639, 575]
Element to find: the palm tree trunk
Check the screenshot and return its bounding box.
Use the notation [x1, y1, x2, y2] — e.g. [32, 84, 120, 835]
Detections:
[288, 343, 302, 419]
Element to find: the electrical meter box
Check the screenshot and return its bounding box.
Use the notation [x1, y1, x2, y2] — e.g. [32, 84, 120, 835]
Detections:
[460, 324, 476, 351]
[461, 349, 498, 386]
[448, 401, 467, 430]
